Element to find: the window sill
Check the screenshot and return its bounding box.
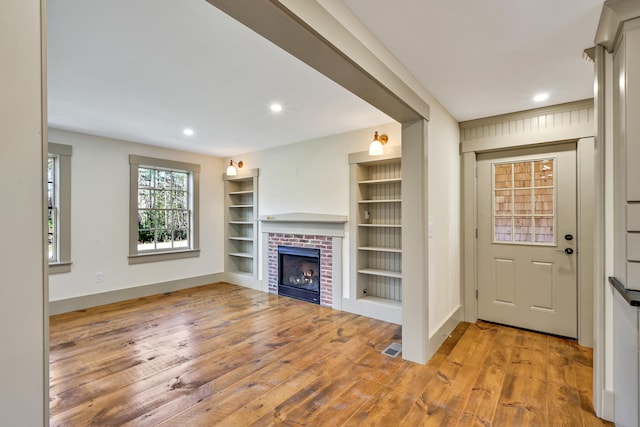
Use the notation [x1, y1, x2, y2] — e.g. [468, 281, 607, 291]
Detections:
[128, 249, 200, 265]
[49, 262, 72, 274]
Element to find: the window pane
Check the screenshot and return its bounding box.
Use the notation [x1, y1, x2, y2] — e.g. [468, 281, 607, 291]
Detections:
[157, 170, 172, 189]
[138, 209, 155, 230]
[138, 168, 153, 188]
[173, 229, 189, 248]
[513, 161, 532, 188]
[47, 157, 55, 182]
[495, 217, 512, 242]
[138, 189, 153, 209]
[534, 188, 554, 215]
[495, 190, 512, 215]
[514, 189, 532, 215]
[174, 191, 187, 209]
[534, 159, 554, 186]
[514, 217, 532, 242]
[172, 172, 188, 190]
[494, 164, 512, 189]
[174, 210, 189, 229]
[535, 217, 554, 244]
[154, 190, 170, 209]
[156, 210, 170, 229]
[48, 208, 56, 261]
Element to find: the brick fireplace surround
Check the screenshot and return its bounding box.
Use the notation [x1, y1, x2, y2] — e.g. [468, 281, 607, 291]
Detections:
[267, 234, 334, 306]
[260, 213, 346, 309]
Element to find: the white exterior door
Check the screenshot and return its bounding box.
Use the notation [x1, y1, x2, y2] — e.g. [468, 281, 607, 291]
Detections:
[477, 143, 577, 338]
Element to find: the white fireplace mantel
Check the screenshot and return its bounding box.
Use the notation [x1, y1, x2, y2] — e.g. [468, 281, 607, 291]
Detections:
[259, 212, 347, 237]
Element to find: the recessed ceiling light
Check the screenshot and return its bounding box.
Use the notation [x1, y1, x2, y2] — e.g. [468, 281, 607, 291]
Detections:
[183, 128, 194, 136]
[270, 103, 283, 113]
[533, 93, 549, 102]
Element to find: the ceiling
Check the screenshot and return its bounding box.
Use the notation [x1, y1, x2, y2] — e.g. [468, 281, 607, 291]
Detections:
[47, 0, 604, 157]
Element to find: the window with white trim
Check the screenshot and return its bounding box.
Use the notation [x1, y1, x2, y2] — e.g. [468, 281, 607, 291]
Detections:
[48, 143, 72, 274]
[129, 155, 200, 264]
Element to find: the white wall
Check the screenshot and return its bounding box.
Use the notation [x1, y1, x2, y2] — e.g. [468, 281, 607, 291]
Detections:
[427, 104, 462, 337]
[0, 0, 47, 424]
[48, 128, 225, 302]
[231, 122, 401, 288]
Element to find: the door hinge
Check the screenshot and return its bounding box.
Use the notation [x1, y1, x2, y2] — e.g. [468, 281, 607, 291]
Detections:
[475, 165, 478, 177]
[475, 289, 478, 299]
[475, 228, 478, 239]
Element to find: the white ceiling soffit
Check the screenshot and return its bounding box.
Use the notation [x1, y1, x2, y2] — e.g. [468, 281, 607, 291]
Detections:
[343, 0, 604, 122]
[47, 0, 393, 157]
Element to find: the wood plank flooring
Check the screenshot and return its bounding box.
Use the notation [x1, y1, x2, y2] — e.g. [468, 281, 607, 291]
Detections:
[49, 282, 612, 426]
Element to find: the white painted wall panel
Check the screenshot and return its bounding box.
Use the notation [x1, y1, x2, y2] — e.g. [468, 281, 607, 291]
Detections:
[627, 204, 640, 230]
[0, 0, 47, 423]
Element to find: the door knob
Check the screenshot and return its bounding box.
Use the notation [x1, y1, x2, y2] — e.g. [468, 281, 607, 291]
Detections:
[564, 248, 574, 255]
[564, 234, 573, 241]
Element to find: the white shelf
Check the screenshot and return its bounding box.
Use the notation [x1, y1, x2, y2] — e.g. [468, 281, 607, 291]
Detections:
[358, 199, 401, 204]
[229, 220, 253, 225]
[358, 246, 402, 253]
[229, 252, 253, 259]
[358, 268, 402, 279]
[229, 236, 253, 241]
[358, 223, 402, 228]
[228, 190, 253, 195]
[229, 204, 253, 208]
[358, 177, 402, 185]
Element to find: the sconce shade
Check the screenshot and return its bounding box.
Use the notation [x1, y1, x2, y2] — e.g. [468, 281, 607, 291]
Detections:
[226, 160, 243, 176]
[369, 140, 384, 156]
[369, 131, 388, 156]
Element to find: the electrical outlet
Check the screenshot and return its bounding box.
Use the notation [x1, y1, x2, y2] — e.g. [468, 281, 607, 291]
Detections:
[96, 272, 104, 283]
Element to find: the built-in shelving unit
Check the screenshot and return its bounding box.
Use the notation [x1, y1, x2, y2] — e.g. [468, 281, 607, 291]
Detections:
[224, 169, 258, 281]
[349, 147, 402, 312]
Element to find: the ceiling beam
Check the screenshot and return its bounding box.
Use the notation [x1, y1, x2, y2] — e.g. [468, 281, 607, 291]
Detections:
[206, 0, 429, 123]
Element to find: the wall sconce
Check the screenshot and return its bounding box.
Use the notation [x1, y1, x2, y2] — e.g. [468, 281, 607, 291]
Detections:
[226, 160, 243, 176]
[369, 131, 388, 156]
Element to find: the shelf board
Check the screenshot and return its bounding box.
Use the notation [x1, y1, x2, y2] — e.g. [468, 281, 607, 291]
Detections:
[358, 268, 402, 278]
[228, 190, 253, 195]
[358, 223, 401, 228]
[229, 204, 253, 208]
[358, 199, 401, 204]
[228, 252, 253, 259]
[358, 295, 402, 308]
[358, 246, 402, 253]
[358, 177, 402, 185]
[229, 236, 253, 241]
[229, 221, 253, 225]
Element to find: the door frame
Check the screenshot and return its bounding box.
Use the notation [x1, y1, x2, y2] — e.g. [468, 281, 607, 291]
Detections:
[462, 135, 595, 346]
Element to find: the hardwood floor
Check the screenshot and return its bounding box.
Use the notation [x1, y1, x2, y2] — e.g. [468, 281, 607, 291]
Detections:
[49, 282, 611, 426]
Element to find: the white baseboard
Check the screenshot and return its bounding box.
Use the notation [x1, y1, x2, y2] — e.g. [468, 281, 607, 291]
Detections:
[49, 273, 225, 315]
[218, 272, 262, 291]
[425, 305, 464, 360]
[600, 388, 615, 422]
[341, 296, 402, 325]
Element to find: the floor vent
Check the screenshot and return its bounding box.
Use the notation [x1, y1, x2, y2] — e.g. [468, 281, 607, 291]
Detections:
[381, 342, 402, 358]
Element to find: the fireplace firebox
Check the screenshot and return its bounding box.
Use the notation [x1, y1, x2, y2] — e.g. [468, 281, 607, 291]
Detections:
[278, 246, 320, 304]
